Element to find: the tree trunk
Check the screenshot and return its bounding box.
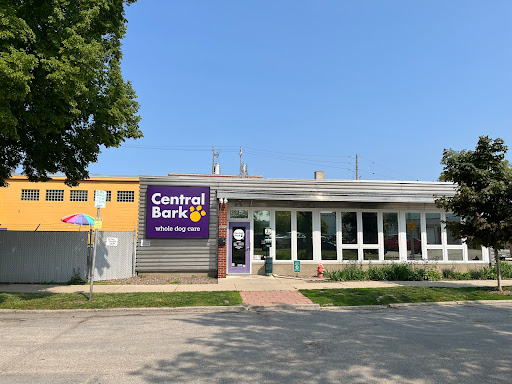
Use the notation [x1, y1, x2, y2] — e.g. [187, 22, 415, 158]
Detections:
[495, 249, 503, 293]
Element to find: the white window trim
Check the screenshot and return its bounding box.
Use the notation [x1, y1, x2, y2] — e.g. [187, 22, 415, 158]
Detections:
[233, 207, 487, 265]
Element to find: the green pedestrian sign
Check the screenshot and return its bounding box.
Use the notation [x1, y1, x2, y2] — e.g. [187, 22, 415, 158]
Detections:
[294, 261, 301, 273]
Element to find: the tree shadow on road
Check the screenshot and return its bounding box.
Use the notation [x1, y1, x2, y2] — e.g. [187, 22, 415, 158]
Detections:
[128, 304, 512, 383]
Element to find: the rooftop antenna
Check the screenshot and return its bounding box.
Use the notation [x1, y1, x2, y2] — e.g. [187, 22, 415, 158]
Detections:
[239, 146, 248, 177]
[212, 146, 220, 174]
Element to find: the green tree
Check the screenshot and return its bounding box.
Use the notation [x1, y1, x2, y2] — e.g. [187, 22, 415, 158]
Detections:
[436, 136, 512, 292]
[0, 0, 142, 187]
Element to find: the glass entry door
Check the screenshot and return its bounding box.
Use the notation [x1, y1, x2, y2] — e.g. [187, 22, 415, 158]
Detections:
[228, 222, 250, 274]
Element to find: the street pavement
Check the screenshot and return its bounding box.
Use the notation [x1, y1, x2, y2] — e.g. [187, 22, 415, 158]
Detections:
[1, 302, 512, 383]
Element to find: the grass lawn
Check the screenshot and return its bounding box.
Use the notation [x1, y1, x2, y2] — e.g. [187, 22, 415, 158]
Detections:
[300, 286, 512, 307]
[0, 291, 243, 310]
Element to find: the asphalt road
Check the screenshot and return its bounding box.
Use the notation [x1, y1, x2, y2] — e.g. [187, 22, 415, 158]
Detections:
[1, 303, 512, 383]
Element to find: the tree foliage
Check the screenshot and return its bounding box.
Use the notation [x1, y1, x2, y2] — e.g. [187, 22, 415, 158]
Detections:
[436, 136, 512, 291]
[0, 0, 142, 186]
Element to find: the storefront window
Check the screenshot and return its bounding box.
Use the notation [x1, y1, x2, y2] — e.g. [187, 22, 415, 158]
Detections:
[362, 212, 378, 244]
[447, 249, 463, 261]
[383, 213, 399, 261]
[363, 249, 378, 260]
[467, 241, 482, 261]
[341, 212, 357, 244]
[253, 210, 270, 257]
[297, 211, 313, 260]
[446, 214, 462, 245]
[426, 213, 442, 244]
[321, 211, 337, 260]
[342, 249, 358, 261]
[230, 210, 248, 219]
[427, 249, 443, 261]
[275, 211, 291, 260]
[406, 213, 422, 260]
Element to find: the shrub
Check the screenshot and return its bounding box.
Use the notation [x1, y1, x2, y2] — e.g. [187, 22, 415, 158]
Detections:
[325, 264, 366, 281]
[67, 269, 86, 285]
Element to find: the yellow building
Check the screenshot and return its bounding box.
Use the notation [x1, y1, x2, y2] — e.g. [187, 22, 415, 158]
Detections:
[0, 175, 139, 232]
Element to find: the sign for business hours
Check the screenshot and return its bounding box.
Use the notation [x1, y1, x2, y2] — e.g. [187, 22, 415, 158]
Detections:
[146, 186, 210, 238]
[95, 190, 107, 208]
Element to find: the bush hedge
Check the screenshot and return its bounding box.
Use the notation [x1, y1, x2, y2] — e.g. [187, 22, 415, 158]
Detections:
[324, 262, 512, 282]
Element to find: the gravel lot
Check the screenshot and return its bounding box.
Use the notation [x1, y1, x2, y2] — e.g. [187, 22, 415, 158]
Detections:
[99, 274, 218, 285]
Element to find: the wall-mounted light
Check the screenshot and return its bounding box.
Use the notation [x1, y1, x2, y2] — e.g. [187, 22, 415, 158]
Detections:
[218, 197, 228, 204]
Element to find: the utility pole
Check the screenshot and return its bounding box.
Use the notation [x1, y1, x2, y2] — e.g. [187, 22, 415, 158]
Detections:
[355, 153, 359, 180]
[239, 146, 247, 177]
[212, 147, 219, 174]
[239, 147, 243, 176]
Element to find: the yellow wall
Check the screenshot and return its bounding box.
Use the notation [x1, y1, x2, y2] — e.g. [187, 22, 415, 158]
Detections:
[0, 175, 139, 232]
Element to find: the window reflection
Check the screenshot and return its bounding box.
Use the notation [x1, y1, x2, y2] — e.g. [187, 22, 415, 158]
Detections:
[297, 211, 313, 260]
[253, 210, 270, 257]
[426, 213, 441, 245]
[362, 212, 378, 244]
[275, 211, 291, 260]
[341, 212, 357, 244]
[406, 213, 422, 260]
[446, 214, 462, 245]
[383, 213, 399, 260]
[321, 212, 337, 260]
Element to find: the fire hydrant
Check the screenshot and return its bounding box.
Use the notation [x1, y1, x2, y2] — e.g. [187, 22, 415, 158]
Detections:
[316, 263, 325, 278]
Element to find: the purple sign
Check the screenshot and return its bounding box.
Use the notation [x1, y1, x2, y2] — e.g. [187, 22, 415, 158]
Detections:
[146, 186, 210, 238]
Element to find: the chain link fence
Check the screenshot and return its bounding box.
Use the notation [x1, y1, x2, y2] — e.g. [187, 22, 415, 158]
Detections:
[0, 230, 136, 283]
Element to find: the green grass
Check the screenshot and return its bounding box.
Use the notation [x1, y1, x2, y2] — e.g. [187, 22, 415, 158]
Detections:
[300, 286, 512, 307]
[0, 291, 243, 310]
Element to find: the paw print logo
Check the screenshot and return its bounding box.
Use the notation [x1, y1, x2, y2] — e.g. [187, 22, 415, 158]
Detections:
[189, 206, 206, 222]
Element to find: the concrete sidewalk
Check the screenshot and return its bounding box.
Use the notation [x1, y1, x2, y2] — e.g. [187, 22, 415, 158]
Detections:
[0, 275, 511, 294]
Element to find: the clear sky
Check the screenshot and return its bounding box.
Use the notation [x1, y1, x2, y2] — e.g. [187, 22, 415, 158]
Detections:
[88, 0, 512, 181]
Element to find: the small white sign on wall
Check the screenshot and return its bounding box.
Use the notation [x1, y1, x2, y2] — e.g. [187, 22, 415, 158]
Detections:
[106, 237, 118, 246]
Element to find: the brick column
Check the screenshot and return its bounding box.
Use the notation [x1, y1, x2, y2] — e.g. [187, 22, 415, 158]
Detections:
[217, 201, 228, 278]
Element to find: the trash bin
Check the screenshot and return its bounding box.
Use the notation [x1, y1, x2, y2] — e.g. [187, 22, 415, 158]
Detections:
[265, 256, 273, 275]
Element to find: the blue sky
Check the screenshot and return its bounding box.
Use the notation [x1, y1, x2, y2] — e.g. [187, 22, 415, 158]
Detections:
[88, 0, 512, 181]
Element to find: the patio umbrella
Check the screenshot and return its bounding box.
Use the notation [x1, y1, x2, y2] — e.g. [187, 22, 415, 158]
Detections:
[61, 213, 95, 229]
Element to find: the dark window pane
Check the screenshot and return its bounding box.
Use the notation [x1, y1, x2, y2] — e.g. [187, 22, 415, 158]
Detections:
[321, 212, 337, 260]
[426, 213, 441, 245]
[342, 249, 358, 261]
[341, 212, 357, 244]
[362, 212, 378, 244]
[275, 211, 291, 260]
[406, 213, 422, 259]
[446, 214, 461, 245]
[383, 213, 399, 260]
[254, 210, 270, 257]
[297, 211, 313, 260]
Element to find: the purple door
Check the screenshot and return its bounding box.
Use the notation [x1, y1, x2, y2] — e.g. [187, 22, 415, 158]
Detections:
[228, 222, 250, 274]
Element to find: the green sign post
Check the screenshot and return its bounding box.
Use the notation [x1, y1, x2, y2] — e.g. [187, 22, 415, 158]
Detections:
[294, 260, 301, 273]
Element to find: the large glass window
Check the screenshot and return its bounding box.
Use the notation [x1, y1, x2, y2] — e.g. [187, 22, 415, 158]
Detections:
[467, 241, 482, 261]
[342, 249, 358, 261]
[405, 213, 422, 260]
[275, 211, 291, 260]
[297, 211, 313, 260]
[426, 213, 442, 245]
[321, 212, 337, 260]
[445, 214, 462, 245]
[253, 210, 270, 257]
[341, 212, 357, 244]
[448, 249, 463, 261]
[427, 249, 443, 261]
[362, 212, 378, 244]
[230, 210, 248, 219]
[383, 213, 399, 261]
